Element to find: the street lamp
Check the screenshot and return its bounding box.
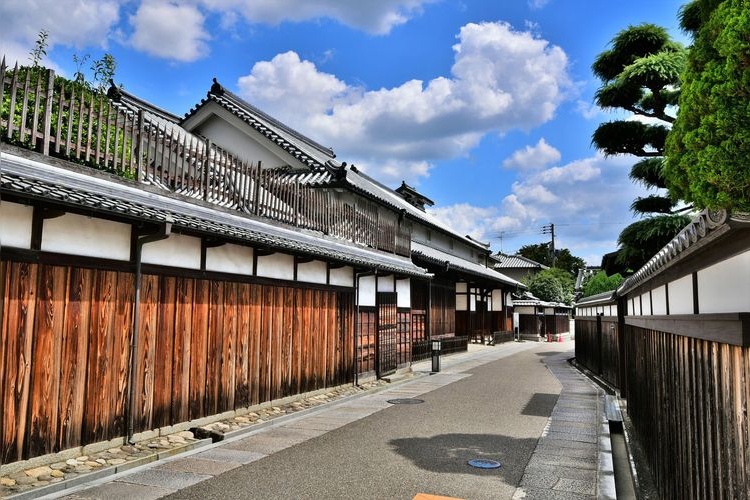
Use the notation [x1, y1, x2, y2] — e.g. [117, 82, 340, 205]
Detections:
[431, 340, 442, 373]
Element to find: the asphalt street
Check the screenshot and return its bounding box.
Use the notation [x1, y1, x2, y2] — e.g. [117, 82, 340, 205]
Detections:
[51, 339, 607, 500]
[164, 342, 561, 500]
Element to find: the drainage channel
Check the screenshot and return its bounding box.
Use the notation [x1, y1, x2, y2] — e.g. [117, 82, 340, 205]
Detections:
[606, 395, 636, 499]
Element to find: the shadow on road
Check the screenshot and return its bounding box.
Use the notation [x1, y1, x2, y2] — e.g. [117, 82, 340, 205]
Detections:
[521, 392, 558, 417]
[389, 433, 538, 478]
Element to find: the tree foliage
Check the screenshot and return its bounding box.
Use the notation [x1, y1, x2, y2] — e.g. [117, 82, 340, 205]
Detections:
[592, 24, 690, 272]
[524, 268, 575, 305]
[581, 271, 624, 298]
[665, 0, 750, 211]
[517, 243, 585, 277]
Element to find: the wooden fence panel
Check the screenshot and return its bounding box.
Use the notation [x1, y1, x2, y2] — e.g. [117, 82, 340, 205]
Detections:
[84, 270, 118, 444]
[220, 282, 237, 413]
[1, 262, 38, 463]
[133, 274, 158, 433]
[171, 278, 193, 425]
[189, 279, 209, 420]
[282, 287, 294, 398]
[27, 265, 65, 457]
[57, 267, 92, 452]
[235, 283, 251, 409]
[0, 259, 356, 465]
[624, 325, 750, 499]
[152, 276, 176, 429]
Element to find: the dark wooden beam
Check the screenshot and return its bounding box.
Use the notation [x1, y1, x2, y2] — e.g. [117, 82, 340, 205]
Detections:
[626, 313, 750, 346]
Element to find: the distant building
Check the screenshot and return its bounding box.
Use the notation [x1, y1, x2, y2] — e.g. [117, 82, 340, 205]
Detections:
[492, 253, 548, 283]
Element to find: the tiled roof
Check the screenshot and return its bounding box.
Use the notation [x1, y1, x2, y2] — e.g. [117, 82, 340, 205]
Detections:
[494, 254, 548, 270]
[1, 148, 430, 279]
[183, 81, 336, 171]
[411, 242, 524, 288]
[512, 298, 571, 309]
[574, 291, 617, 307]
[617, 209, 750, 295]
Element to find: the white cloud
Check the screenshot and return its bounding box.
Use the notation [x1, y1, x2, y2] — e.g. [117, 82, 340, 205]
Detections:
[238, 52, 348, 116]
[503, 138, 561, 170]
[236, 21, 571, 183]
[528, 0, 551, 9]
[576, 99, 601, 120]
[429, 153, 648, 264]
[200, 0, 436, 35]
[0, 0, 122, 51]
[129, 2, 210, 62]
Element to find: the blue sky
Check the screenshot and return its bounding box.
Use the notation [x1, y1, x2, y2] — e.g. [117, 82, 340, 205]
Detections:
[1, 0, 689, 265]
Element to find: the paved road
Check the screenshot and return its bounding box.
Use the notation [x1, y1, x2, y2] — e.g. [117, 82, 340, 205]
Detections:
[52, 340, 607, 500]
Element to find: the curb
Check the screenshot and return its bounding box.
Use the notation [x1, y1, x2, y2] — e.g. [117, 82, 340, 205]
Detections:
[5, 438, 212, 500]
[11, 373, 427, 500]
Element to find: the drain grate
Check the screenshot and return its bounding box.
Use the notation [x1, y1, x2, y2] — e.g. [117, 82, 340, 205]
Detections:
[387, 398, 424, 405]
[468, 459, 502, 469]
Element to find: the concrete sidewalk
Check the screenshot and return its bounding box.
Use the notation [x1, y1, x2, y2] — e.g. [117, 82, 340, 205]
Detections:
[29, 339, 612, 500]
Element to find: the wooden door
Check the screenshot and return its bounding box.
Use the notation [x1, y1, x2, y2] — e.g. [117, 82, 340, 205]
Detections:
[376, 292, 397, 377]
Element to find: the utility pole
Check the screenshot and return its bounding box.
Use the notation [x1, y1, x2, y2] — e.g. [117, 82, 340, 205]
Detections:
[542, 223, 555, 267]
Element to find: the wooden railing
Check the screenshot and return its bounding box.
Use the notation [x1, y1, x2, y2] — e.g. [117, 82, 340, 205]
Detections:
[0, 60, 410, 257]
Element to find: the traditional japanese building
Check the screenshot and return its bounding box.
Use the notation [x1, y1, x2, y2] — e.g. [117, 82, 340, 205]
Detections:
[0, 62, 521, 465]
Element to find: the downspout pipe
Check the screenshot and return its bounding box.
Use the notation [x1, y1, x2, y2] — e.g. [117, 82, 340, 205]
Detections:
[126, 219, 172, 444]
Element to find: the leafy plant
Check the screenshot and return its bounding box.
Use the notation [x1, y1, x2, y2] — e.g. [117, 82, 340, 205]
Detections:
[580, 271, 624, 298]
[29, 29, 49, 67]
[524, 268, 575, 304]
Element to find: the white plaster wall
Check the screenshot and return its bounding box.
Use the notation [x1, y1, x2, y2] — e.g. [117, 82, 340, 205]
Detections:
[198, 114, 287, 168]
[669, 274, 694, 314]
[516, 306, 536, 315]
[396, 279, 411, 308]
[142, 233, 201, 269]
[698, 250, 750, 313]
[256, 252, 294, 281]
[470, 293, 476, 312]
[545, 307, 555, 315]
[205, 244, 254, 275]
[652, 286, 667, 315]
[0, 201, 33, 249]
[359, 275, 376, 307]
[506, 293, 514, 307]
[611, 304, 618, 316]
[491, 289, 503, 311]
[330, 266, 353, 287]
[641, 292, 652, 316]
[296, 260, 328, 284]
[377, 275, 395, 292]
[456, 282, 467, 293]
[42, 213, 131, 261]
[632, 297, 641, 315]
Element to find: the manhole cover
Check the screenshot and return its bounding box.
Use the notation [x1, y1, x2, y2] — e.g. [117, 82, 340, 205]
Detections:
[468, 459, 502, 469]
[387, 398, 424, 404]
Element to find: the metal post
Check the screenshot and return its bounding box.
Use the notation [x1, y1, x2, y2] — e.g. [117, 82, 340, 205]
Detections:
[431, 340, 442, 373]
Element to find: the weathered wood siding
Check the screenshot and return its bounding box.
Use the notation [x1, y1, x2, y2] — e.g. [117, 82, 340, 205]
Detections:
[0, 260, 354, 463]
[574, 316, 620, 386]
[624, 324, 750, 499]
[356, 308, 377, 375]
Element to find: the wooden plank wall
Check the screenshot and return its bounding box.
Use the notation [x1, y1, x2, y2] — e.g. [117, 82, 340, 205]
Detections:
[624, 325, 750, 499]
[574, 317, 619, 387]
[356, 309, 377, 375]
[0, 260, 354, 464]
[430, 285, 455, 337]
[396, 309, 411, 368]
